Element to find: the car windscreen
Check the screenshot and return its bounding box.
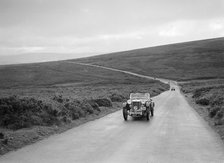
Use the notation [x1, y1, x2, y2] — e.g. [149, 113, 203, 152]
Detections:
[130, 93, 150, 100]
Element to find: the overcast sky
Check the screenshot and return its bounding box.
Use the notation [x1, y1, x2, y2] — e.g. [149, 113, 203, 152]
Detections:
[0, 0, 224, 60]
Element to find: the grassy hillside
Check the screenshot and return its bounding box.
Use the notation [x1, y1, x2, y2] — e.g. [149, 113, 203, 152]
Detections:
[0, 60, 169, 155]
[0, 61, 151, 89]
[74, 37, 224, 80]
[0, 60, 169, 128]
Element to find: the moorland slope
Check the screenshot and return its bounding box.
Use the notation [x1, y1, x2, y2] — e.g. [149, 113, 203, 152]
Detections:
[0, 60, 169, 155]
[75, 37, 224, 80]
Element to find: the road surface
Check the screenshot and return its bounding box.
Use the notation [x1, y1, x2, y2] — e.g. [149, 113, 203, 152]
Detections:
[1, 64, 224, 163]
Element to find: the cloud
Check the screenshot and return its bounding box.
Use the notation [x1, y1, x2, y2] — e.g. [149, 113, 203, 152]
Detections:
[209, 19, 224, 31]
[81, 8, 90, 13]
[158, 18, 224, 39]
[0, 31, 146, 55]
[159, 25, 183, 37]
[158, 20, 194, 37]
[98, 32, 144, 40]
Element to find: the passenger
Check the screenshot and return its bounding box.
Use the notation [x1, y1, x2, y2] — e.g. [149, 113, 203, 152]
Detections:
[150, 99, 155, 116]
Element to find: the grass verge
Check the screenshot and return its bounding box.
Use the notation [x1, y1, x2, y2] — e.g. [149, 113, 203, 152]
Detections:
[180, 79, 224, 142]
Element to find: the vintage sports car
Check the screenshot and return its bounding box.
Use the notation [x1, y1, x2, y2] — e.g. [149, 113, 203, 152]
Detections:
[122, 93, 155, 121]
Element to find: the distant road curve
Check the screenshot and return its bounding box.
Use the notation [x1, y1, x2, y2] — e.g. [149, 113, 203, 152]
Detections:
[65, 61, 173, 84]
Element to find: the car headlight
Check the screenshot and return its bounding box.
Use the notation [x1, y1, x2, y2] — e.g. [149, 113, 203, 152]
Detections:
[127, 100, 131, 105]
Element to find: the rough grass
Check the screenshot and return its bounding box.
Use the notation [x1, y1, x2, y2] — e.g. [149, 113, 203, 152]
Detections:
[0, 61, 169, 155]
[74, 37, 224, 81]
[0, 82, 168, 131]
[0, 83, 169, 155]
[0, 61, 154, 89]
[180, 79, 224, 141]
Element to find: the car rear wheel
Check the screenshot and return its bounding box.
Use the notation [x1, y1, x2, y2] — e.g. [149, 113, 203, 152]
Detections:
[123, 108, 128, 121]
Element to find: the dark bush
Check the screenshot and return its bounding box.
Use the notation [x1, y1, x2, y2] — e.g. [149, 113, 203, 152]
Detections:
[0, 95, 115, 130]
[94, 98, 112, 107]
[76, 107, 86, 117]
[214, 119, 224, 126]
[210, 96, 224, 106]
[63, 100, 88, 118]
[0, 96, 60, 130]
[193, 87, 212, 98]
[2, 138, 8, 145]
[87, 100, 100, 111]
[72, 112, 79, 120]
[62, 116, 71, 123]
[158, 87, 165, 91]
[0, 133, 4, 139]
[109, 94, 125, 102]
[209, 107, 219, 118]
[196, 98, 210, 106]
[192, 90, 202, 98]
[207, 107, 211, 112]
[215, 110, 224, 120]
[81, 102, 94, 114]
[58, 109, 69, 117]
[52, 95, 63, 103]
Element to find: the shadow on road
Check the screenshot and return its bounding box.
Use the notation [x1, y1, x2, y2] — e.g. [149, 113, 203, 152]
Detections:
[123, 116, 154, 124]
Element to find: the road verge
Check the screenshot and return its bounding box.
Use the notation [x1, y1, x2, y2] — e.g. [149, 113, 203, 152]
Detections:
[179, 80, 224, 144]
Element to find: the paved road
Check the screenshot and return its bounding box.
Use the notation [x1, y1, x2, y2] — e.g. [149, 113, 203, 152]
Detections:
[1, 63, 224, 163]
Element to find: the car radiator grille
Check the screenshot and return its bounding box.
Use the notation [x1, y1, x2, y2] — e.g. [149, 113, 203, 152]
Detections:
[132, 102, 141, 110]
